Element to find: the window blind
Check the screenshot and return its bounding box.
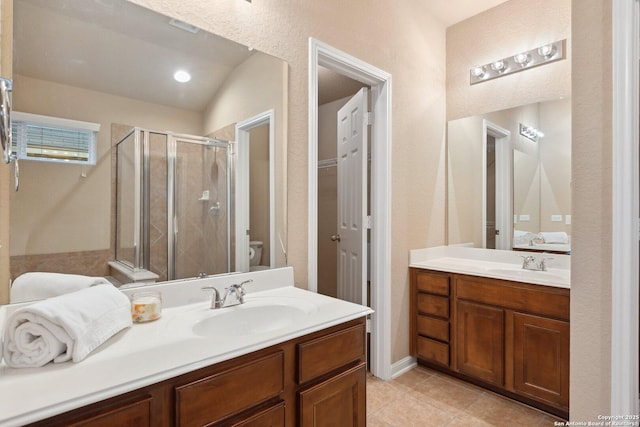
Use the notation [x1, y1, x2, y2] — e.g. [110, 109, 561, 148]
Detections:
[11, 112, 99, 165]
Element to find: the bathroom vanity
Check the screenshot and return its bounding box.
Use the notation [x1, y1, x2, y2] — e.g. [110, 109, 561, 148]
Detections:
[0, 268, 371, 426]
[409, 247, 570, 419]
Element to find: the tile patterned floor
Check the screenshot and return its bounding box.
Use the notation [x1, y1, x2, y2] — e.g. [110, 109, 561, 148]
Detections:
[367, 366, 565, 426]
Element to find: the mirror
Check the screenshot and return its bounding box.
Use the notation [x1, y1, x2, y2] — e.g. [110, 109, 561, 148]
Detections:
[8, 0, 288, 298]
[447, 98, 571, 253]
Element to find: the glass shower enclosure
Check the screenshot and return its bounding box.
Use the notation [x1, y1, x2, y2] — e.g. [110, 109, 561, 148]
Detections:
[115, 128, 231, 282]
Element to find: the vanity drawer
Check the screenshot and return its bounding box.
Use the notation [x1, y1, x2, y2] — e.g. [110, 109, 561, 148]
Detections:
[415, 272, 450, 296]
[297, 323, 366, 384]
[417, 315, 449, 342]
[175, 351, 284, 427]
[417, 293, 449, 319]
[455, 275, 570, 320]
[416, 336, 449, 366]
[233, 402, 285, 427]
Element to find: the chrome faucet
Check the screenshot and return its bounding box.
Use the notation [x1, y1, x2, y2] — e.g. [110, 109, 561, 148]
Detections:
[201, 279, 253, 309]
[518, 254, 552, 271]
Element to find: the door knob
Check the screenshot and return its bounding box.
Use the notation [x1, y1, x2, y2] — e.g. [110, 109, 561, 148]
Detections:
[330, 234, 341, 242]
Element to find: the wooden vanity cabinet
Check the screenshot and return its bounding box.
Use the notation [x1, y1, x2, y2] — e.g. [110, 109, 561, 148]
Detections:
[456, 299, 504, 386]
[410, 269, 451, 367]
[28, 318, 367, 427]
[410, 268, 570, 419]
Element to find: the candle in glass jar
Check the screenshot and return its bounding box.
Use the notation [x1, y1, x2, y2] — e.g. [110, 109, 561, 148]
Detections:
[131, 291, 162, 323]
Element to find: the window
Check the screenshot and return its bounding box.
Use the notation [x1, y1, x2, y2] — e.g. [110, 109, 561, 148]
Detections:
[11, 112, 100, 165]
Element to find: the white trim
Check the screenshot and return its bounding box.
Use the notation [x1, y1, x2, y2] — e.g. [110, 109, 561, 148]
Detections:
[12, 111, 100, 132]
[612, 0, 640, 415]
[390, 356, 417, 379]
[309, 38, 393, 380]
[235, 110, 276, 271]
[482, 120, 512, 250]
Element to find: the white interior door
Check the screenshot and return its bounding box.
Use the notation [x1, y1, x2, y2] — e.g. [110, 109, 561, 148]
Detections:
[336, 88, 368, 305]
[483, 120, 512, 250]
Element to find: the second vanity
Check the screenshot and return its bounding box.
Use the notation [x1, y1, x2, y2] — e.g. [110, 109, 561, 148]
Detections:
[0, 267, 372, 426]
[409, 246, 570, 419]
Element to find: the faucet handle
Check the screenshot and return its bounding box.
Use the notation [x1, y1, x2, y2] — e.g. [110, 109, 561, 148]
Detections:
[539, 255, 554, 271]
[201, 286, 221, 308]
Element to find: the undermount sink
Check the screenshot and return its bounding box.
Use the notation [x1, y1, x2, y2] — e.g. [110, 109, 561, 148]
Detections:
[192, 304, 309, 337]
[486, 267, 568, 282]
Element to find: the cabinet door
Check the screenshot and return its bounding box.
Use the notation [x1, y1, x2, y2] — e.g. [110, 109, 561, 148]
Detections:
[456, 300, 504, 386]
[299, 363, 366, 427]
[513, 312, 569, 409]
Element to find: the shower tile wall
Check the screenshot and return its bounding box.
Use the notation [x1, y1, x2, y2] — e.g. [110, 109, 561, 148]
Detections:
[174, 142, 228, 279]
[175, 142, 205, 278]
[148, 133, 168, 282]
[204, 145, 229, 276]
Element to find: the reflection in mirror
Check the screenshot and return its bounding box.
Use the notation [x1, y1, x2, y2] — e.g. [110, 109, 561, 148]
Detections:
[448, 98, 571, 254]
[8, 0, 287, 302]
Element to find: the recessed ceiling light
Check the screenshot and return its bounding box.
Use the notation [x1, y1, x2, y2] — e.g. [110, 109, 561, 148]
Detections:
[173, 70, 191, 83]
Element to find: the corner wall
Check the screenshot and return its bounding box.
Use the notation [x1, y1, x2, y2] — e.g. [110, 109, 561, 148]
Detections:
[570, 0, 613, 419]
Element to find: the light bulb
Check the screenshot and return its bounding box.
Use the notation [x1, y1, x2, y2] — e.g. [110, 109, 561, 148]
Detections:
[491, 60, 507, 73]
[173, 70, 191, 83]
[513, 53, 530, 67]
[471, 66, 486, 78]
[537, 44, 556, 58]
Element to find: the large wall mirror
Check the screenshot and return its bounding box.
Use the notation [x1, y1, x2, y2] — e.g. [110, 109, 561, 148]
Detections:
[7, 0, 288, 301]
[448, 98, 571, 254]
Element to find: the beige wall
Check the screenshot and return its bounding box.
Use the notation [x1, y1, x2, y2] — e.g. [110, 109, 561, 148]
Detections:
[447, 0, 571, 121]
[10, 75, 203, 256]
[249, 125, 270, 267]
[539, 98, 572, 234]
[203, 51, 288, 268]
[571, 0, 613, 420]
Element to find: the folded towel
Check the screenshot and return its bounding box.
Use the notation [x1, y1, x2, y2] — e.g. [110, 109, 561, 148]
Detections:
[513, 230, 537, 245]
[10, 272, 111, 303]
[538, 231, 569, 244]
[3, 284, 132, 368]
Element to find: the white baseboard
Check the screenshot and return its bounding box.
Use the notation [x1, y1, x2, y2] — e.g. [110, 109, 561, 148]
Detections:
[390, 356, 417, 379]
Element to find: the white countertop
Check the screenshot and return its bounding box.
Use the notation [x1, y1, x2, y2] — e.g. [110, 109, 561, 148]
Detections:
[409, 246, 570, 289]
[0, 267, 372, 426]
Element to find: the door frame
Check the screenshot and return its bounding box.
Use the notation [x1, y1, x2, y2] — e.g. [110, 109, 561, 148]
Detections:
[611, 0, 639, 415]
[482, 120, 511, 250]
[308, 38, 393, 380]
[235, 110, 276, 272]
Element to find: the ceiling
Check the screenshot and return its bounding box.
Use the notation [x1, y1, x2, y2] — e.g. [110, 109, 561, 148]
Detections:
[15, 0, 511, 112]
[423, 0, 510, 27]
[14, 0, 254, 112]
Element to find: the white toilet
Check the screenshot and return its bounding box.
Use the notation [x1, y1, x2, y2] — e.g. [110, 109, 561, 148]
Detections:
[249, 241, 269, 271]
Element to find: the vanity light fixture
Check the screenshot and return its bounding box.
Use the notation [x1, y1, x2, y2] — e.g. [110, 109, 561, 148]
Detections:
[519, 123, 544, 142]
[173, 70, 191, 83]
[470, 39, 565, 85]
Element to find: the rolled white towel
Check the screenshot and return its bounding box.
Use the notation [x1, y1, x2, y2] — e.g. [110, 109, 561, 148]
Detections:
[10, 272, 111, 303]
[538, 231, 569, 244]
[3, 284, 132, 368]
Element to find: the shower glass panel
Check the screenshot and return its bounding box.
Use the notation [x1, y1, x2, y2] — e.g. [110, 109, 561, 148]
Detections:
[147, 131, 169, 281]
[173, 138, 231, 279]
[115, 128, 231, 282]
[115, 130, 139, 268]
